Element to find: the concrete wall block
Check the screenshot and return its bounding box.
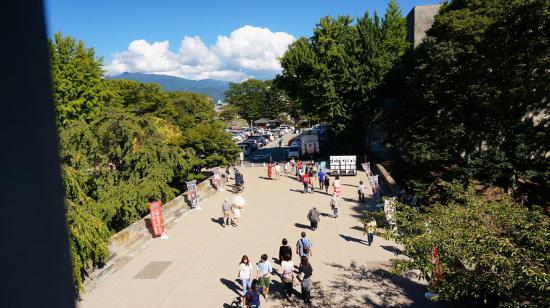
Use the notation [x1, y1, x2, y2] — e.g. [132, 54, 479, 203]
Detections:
[84, 176, 218, 292]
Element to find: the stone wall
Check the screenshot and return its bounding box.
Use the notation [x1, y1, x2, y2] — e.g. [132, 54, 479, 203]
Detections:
[83, 176, 219, 292]
[372, 163, 400, 196]
[407, 4, 441, 48]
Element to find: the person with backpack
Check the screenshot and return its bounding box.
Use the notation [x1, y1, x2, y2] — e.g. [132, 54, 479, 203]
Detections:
[244, 279, 261, 308]
[238, 255, 252, 307]
[296, 232, 312, 258]
[255, 254, 273, 300]
[280, 254, 295, 300]
[297, 256, 313, 304]
[307, 206, 321, 231]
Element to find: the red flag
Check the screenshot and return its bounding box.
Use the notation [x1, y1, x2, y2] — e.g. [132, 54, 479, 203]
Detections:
[148, 201, 164, 237]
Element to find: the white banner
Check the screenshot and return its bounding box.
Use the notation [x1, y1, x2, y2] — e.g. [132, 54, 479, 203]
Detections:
[186, 180, 199, 208]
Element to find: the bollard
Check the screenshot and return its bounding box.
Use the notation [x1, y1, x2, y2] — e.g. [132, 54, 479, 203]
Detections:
[251, 162, 254, 167]
[263, 162, 266, 168]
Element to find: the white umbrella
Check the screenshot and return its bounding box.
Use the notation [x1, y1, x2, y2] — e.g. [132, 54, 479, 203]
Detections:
[232, 195, 246, 209]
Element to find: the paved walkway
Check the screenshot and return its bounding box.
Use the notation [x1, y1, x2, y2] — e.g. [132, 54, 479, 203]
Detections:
[79, 154, 437, 308]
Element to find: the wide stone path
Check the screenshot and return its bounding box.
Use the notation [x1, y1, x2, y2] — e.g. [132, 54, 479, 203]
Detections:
[79, 150, 438, 308]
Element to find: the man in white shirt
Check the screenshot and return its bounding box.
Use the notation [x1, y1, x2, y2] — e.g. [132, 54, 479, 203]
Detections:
[358, 181, 366, 203]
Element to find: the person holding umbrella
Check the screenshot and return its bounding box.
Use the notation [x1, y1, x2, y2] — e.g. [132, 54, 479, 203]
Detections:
[232, 194, 246, 227]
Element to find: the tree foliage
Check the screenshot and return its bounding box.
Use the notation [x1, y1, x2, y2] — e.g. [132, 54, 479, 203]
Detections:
[276, 0, 409, 139]
[382, 0, 550, 204]
[49, 32, 104, 126]
[389, 185, 549, 307]
[224, 79, 289, 123]
[51, 33, 238, 292]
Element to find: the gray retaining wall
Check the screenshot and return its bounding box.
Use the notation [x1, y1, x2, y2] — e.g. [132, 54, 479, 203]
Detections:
[83, 176, 219, 292]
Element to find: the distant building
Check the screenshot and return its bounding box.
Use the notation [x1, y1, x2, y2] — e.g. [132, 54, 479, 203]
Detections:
[253, 118, 283, 129]
[407, 4, 441, 48]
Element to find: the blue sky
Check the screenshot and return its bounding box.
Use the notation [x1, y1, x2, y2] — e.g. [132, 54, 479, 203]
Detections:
[44, 0, 440, 81]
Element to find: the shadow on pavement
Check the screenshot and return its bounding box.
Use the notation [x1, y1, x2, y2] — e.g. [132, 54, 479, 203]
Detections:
[294, 223, 311, 230]
[211, 217, 224, 227]
[311, 262, 442, 308]
[350, 225, 366, 232]
[381, 245, 404, 256]
[220, 278, 242, 296]
[339, 234, 368, 245]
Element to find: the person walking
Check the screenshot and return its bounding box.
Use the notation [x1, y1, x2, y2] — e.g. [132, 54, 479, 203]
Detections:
[358, 181, 366, 203]
[267, 161, 273, 180]
[296, 160, 302, 177]
[290, 158, 295, 174]
[256, 254, 273, 299]
[232, 202, 241, 227]
[296, 232, 312, 258]
[333, 175, 342, 197]
[238, 255, 252, 307]
[222, 198, 233, 227]
[225, 165, 231, 182]
[324, 175, 330, 193]
[330, 193, 340, 218]
[302, 172, 310, 193]
[275, 162, 281, 180]
[278, 238, 292, 263]
[280, 255, 295, 300]
[284, 161, 290, 176]
[244, 279, 261, 308]
[239, 151, 244, 166]
[308, 173, 314, 194]
[307, 206, 321, 231]
[318, 169, 325, 190]
[297, 256, 313, 304]
[278, 138, 283, 147]
[366, 218, 377, 246]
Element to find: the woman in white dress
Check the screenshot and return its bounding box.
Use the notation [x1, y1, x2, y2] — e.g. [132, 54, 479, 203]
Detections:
[238, 255, 252, 306]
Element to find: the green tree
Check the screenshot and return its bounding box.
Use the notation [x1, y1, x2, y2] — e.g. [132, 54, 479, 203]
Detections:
[49, 33, 104, 126]
[388, 185, 549, 307]
[277, 1, 408, 142]
[382, 0, 549, 202]
[224, 79, 287, 122]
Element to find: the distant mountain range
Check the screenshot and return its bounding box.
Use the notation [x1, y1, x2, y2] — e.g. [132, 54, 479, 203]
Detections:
[108, 72, 231, 102]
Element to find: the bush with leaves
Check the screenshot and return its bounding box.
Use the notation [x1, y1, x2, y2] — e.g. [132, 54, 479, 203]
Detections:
[387, 184, 549, 307]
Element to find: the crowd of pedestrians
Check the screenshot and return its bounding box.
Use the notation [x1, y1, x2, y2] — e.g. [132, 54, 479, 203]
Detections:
[221, 156, 380, 307]
[236, 232, 314, 307]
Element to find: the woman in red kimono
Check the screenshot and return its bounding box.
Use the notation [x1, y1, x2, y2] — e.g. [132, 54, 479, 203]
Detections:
[267, 161, 273, 179]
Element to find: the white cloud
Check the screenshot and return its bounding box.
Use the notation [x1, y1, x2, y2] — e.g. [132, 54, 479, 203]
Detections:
[105, 25, 295, 82]
[214, 25, 295, 71]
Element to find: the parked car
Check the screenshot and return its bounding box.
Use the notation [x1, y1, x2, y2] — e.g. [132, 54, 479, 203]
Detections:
[247, 136, 267, 147]
[240, 140, 259, 151]
[237, 144, 251, 156]
[261, 134, 274, 142]
[280, 125, 294, 133]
